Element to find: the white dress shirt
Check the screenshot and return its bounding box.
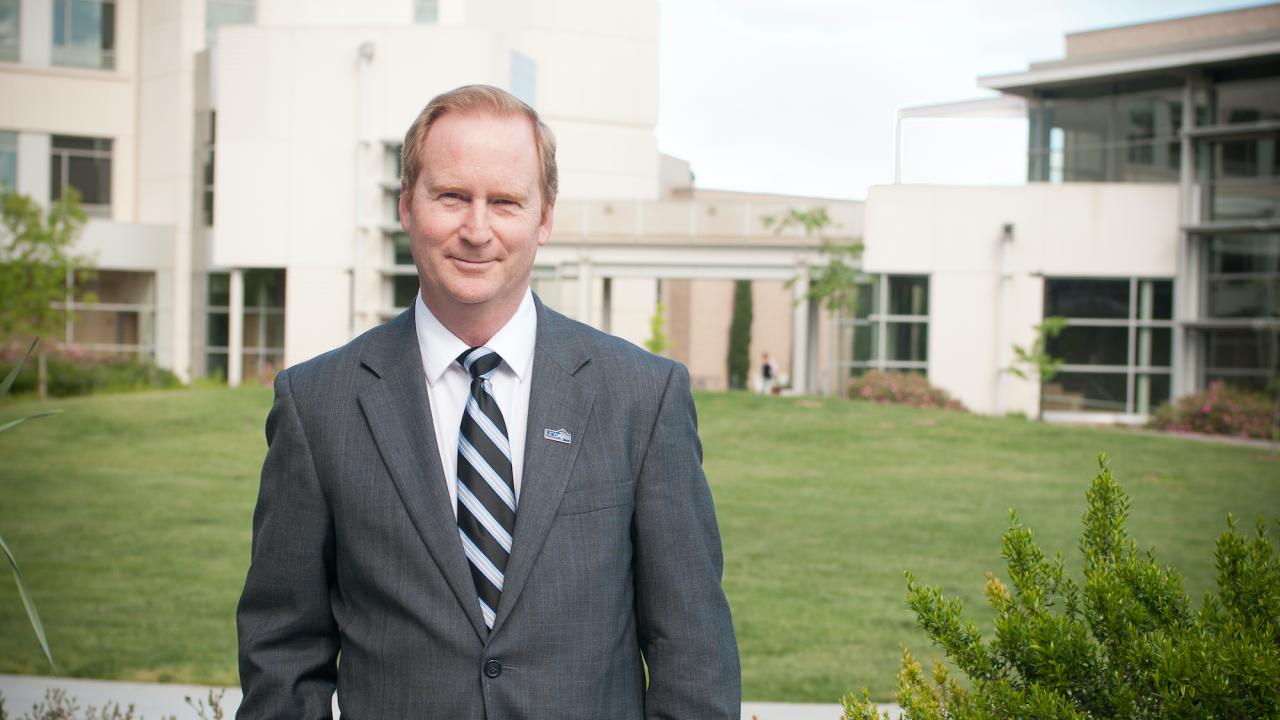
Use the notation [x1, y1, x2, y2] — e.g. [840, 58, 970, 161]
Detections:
[414, 289, 536, 516]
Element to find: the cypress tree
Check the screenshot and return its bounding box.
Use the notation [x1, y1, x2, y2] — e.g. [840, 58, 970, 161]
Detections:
[727, 279, 752, 390]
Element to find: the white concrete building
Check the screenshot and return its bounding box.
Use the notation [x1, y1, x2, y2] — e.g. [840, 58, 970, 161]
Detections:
[862, 4, 1280, 421]
[1, 0, 861, 392]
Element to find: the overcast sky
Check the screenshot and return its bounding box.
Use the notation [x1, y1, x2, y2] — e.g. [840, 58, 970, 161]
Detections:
[655, 0, 1266, 200]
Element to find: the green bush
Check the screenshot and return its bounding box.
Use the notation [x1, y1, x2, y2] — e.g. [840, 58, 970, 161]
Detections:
[847, 370, 966, 411]
[1149, 380, 1277, 441]
[843, 455, 1279, 720]
[0, 344, 180, 397]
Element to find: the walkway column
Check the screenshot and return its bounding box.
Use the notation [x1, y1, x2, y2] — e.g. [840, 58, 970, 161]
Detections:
[791, 266, 810, 394]
[576, 255, 593, 324]
[228, 269, 244, 387]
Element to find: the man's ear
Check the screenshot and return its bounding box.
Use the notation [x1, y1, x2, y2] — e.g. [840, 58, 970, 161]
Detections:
[398, 183, 412, 233]
[537, 201, 555, 247]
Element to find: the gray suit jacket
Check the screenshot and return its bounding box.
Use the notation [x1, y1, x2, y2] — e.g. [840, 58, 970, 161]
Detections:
[236, 297, 740, 719]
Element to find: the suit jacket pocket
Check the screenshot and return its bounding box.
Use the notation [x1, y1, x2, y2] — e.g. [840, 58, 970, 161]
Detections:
[557, 481, 635, 516]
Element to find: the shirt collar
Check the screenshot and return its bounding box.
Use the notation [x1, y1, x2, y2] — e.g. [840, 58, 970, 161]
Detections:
[415, 289, 537, 387]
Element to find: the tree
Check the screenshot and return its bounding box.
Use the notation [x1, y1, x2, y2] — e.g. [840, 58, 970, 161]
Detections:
[1011, 316, 1069, 418]
[765, 206, 865, 316]
[0, 189, 93, 399]
[645, 301, 669, 356]
[727, 280, 752, 390]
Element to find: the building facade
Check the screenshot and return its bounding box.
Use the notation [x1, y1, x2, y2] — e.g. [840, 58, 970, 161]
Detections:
[2, 0, 861, 393]
[864, 3, 1280, 420]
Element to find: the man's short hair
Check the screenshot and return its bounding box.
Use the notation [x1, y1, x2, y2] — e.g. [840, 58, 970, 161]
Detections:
[400, 85, 558, 216]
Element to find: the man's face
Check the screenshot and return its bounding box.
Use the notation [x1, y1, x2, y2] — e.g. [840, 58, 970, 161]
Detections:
[400, 112, 553, 322]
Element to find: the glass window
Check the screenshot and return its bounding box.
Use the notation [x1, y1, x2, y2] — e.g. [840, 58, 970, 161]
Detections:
[50, 135, 112, 213]
[1206, 234, 1280, 320]
[1046, 326, 1129, 366]
[1204, 329, 1279, 391]
[0, 0, 17, 63]
[206, 0, 255, 48]
[245, 268, 285, 309]
[392, 232, 413, 266]
[1044, 278, 1130, 319]
[887, 275, 927, 316]
[1212, 68, 1280, 125]
[53, 0, 115, 70]
[65, 271, 157, 356]
[1043, 371, 1128, 413]
[414, 0, 438, 22]
[1042, 277, 1173, 416]
[202, 111, 216, 226]
[836, 274, 928, 376]
[0, 130, 16, 191]
[393, 275, 419, 308]
[511, 52, 536, 107]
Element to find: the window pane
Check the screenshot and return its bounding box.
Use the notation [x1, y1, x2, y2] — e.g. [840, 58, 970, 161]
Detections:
[1045, 278, 1130, 319]
[392, 232, 413, 265]
[1136, 327, 1171, 368]
[1137, 279, 1173, 320]
[245, 269, 285, 308]
[0, 130, 16, 190]
[885, 322, 927, 362]
[1046, 325, 1128, 366]
[1043, 371, 1128, 413]
[511, 51, 536, 107]
[393, 275, 419, 307]
[414, 0, 438, 22]
[205, 352, 228, 380]
[207, 312, 229, 347]
[208, 272, 230, 307]
[852, 278, 878, 319]
[1205, 329, 1278, 372]
[1209, 182, 1280, 222]
[206, 0, 256, 47]
[1207, 278, 1272, 318]
[67, 154, 112, 205]
[1135, 373, 1171, 415]
[0, 0, 18, 62]
[72, 308, 142, 345]
[853, 323, 876, 363]
[1214, 71, 1280, 125]
[1209, 234, 1280, 274]
[78, 270, 154, 304]
[887, 276, 928, 316]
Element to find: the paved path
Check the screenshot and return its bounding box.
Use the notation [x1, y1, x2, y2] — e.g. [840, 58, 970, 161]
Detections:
[0, 674, 900, 719]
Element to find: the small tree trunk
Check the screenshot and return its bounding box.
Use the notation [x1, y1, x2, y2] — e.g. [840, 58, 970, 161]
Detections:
[37, 347, 47, 401]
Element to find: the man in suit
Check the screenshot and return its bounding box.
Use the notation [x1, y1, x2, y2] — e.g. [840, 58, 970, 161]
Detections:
[236, 84, 740, 719]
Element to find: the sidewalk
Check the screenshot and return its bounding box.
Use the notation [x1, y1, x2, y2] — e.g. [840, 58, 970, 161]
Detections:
[0, 674, 901, 719]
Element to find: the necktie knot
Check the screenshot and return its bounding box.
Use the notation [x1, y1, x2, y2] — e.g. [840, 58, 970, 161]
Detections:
[457, 346, 502, 380]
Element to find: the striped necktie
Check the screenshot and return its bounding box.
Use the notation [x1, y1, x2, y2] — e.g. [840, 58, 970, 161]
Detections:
[455, 346, 515, 632]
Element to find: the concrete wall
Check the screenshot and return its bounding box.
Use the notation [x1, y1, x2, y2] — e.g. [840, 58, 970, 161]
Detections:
[864, 182, 1179, 416]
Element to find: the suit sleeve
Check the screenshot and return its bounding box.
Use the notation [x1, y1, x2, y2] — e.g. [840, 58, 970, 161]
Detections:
[236, 369, 339, 719]
[633, 362, 741, 720]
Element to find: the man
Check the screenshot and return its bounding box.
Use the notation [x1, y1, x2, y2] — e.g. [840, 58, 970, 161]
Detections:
[236, 85, 740, 719]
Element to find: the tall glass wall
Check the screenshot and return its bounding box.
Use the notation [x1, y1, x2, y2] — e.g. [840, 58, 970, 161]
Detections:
[835, 274, 929, 378]
[1028, 77, 1197, 184]
[1193, 62, 1280, 393]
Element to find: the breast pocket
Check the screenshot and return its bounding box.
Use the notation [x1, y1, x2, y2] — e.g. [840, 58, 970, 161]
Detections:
[557, 481, 635, 516]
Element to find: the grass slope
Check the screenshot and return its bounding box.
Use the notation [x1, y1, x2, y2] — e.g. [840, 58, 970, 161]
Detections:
[0, 388, 1276, 701]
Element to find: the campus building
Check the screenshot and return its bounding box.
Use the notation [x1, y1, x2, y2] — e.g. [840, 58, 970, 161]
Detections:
[865, 3, 1279, 420]
[0, 0, 861, 393]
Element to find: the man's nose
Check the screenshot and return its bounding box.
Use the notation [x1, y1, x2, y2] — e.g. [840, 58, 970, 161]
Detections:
[460, 201, 494, 244]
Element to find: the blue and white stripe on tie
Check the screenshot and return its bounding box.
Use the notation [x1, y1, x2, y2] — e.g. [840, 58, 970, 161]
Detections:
[455, 345, 516, 632]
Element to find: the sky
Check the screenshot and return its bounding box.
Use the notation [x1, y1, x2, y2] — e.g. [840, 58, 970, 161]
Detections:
[654, 0, 1267, 200]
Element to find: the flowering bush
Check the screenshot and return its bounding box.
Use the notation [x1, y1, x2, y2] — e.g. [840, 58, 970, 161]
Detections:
[1149, 380, 1276, 441]
[846, 370, 966, 412]
[0, 342, 180, 397]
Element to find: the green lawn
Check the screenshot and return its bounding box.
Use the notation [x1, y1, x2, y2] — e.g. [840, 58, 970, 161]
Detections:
[0, 388, 1276, 701]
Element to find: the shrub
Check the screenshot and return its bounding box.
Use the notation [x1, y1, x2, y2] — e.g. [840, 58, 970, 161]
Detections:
[842, 455, 1280, 719]
[0, 344, 180, 398]
[0, 688, 225, 720]
[846, 370, 966, 411]
[1149, 380, 1276, 441]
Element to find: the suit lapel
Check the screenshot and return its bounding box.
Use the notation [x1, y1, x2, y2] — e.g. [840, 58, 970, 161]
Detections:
[356, 308, 487, 642]
[490, 301, 595, 636]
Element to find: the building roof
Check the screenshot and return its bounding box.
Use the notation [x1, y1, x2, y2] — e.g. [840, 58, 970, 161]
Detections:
[979, 3, 1280, 96]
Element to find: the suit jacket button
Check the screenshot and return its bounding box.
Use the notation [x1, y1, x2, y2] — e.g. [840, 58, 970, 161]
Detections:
[484, 659, 502, 678]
